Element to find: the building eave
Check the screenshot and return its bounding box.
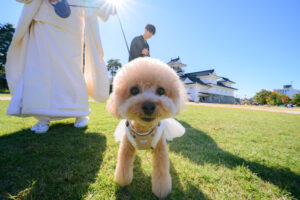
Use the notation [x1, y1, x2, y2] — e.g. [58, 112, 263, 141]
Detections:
[220, 77, 236, 84]
[219, 80, 236, 84]
[185, 82, 211, 88]
[198, 92, 210, 97]
[208, 83, 238, 90]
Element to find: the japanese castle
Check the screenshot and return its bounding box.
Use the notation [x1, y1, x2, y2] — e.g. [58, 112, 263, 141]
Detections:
[167, 57, 238, 104]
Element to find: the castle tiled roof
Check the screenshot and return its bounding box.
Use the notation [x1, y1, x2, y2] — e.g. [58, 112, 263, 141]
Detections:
[169, 57, 180, 63]
[168, 57, 237, 91]
[184, 69, 215, 77]
[167, 57, 186, 67]
[216, 82, 238, 90]
[181, 73, 237, 90]
[219, 77, 235, 84]
[181, 74, 208, 86]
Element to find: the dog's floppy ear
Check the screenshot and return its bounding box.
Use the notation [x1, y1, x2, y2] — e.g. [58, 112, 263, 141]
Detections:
[106, 94, 121, 118]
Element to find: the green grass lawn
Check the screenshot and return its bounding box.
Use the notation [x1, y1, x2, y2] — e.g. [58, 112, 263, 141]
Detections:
[0, 88, 10, 94]
[0, 93, 10, 98]
[0, 101, 299, 200]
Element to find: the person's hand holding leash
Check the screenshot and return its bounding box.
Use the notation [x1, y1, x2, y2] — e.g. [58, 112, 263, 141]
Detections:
[141, 48, 149, 56]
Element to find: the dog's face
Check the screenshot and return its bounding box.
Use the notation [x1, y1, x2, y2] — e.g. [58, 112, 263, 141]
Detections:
[107, 58, 186, 126]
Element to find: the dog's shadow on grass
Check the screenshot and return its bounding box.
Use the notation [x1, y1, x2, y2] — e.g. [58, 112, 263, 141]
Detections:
[0, 123, 106, 200]
[115, 156, 210, 200]
[169, 120, 300, 199]
[115, 156, 153, 200]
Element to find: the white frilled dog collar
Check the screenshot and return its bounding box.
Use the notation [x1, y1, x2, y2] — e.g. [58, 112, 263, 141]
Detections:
[125, 120, 165, 150]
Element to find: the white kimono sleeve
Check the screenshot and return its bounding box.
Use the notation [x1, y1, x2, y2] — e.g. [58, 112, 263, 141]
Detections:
[163, 118, 185, 141]
[113, 120, 127, 142]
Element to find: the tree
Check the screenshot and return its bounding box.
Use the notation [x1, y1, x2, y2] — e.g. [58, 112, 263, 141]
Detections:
[0, 23, 15, 76]
[291, 93, 300, 106]
[107, 59, 122, 80]
[269, 91, 279, 105]
[107, 59, 122, 93]
[253, 90, 272, 105]
[279, 94, 290, 105]
[243, 99, 249, 105]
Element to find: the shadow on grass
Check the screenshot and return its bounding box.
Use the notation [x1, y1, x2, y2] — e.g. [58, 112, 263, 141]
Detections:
[168, 162, 210, 200]
[115, 156, 210, 200]
[169, 120, 300, 199]
[0, 123, 106, 200]
[115, 156, 153, 200]
[0, 89, 10, 94]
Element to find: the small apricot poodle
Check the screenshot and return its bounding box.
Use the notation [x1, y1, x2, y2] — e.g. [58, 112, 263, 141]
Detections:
[107, 57, 186, 199]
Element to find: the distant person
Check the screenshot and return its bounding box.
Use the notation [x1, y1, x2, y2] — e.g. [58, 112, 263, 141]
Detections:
[129, 24, 156, 61]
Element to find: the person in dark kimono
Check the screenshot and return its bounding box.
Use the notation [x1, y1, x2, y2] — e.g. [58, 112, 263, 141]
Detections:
[128, 24, 156, 61]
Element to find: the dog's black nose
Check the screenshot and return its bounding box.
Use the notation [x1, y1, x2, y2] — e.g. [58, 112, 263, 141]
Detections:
[142, 102, 156, 115]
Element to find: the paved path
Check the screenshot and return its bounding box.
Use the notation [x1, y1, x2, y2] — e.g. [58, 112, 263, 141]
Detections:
[0, 96, 11, 100]
[187, 102, 300, 115]
[1, 96, 299, 115]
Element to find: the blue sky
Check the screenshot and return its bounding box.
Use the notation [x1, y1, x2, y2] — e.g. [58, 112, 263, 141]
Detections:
[1, 0, 299, 98]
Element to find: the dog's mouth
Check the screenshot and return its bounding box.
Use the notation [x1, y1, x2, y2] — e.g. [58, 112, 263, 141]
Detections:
[141, 117, 155, 122]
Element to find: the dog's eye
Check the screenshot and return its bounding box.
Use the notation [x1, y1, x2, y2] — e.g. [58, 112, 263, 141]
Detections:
[156, 87, 165, 96]
[130, 87, 140, 95]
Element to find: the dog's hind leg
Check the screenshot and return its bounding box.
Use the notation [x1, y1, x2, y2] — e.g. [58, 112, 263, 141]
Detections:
[152, 135, 171, 199]
[114, 133, 136, 186]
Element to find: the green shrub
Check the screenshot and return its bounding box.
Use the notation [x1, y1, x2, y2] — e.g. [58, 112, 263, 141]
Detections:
[292, 93, 300, 106]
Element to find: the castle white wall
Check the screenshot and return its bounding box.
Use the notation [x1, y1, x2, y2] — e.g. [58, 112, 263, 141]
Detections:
[200, 77, 218, 84]
[221, 82, 233, 87]
[185, 84, 209, 101]
[208, 87, 234, 96]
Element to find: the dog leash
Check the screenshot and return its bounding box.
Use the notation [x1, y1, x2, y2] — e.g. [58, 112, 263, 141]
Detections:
[50, 0, 130, 54]
[50, 0, 104, 18]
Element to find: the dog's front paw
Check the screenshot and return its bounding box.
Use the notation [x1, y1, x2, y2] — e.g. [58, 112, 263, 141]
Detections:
[152, 173, 171, 199]
[114, 167, 133, 187]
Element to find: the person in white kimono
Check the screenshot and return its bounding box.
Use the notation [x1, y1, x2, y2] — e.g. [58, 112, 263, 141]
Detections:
[6, 0, 114, 133]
